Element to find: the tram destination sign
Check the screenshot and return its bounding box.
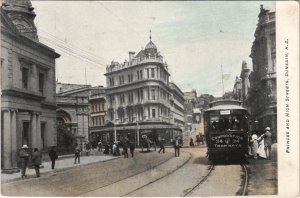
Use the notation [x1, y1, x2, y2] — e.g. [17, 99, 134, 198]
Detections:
[220, 110, 230, 115]
[211, 133, 243, 148]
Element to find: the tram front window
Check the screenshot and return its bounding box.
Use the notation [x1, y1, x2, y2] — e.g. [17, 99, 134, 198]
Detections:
[209, 114, 247, 132]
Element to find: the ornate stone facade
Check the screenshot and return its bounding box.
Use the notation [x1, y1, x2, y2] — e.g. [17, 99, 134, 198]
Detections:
[89, 86, 107, 143]
[169, 83, 186, 131]
[96, 35, 182, 145]
[245, 5, 276, 140]
[56, 83, 91, 145]
[1, 0, 60, 173]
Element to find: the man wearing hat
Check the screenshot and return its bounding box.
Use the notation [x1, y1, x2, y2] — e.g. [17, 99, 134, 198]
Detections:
[263, 127, 272, 160]
[19, 145, 30, 179]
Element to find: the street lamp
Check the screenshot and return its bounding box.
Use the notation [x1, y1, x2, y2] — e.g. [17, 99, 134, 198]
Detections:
[114, 119, 118, 142]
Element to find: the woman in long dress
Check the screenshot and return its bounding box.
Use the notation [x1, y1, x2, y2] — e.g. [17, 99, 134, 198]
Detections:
[257, 134, 267, 158]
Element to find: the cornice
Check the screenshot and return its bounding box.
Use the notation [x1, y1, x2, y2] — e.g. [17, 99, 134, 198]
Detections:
[2, 87, 45, 101]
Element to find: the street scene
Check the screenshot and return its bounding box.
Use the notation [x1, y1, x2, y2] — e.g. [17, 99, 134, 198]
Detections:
[1, 0, 278, 196]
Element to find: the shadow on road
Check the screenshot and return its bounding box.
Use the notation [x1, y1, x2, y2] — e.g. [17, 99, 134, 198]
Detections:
[192, 156, 211, 165]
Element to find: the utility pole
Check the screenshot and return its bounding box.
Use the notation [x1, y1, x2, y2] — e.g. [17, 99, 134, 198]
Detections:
[114, 99, 117, 142]
[221, 64, 225, 98]
[84, 67, 87, 85]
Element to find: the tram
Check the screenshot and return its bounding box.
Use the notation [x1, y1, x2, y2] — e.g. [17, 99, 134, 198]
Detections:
[204, 100, 249, 162]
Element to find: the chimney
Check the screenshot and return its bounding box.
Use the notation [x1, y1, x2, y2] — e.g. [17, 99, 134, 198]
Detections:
[129, 51, 135, 61]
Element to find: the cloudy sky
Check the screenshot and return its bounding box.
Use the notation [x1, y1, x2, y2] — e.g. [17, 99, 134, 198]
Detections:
[32, 1, 275, 97]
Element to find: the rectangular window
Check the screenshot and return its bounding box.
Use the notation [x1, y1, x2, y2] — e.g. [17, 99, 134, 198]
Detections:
[147, 69, 149, 79]
[41, 122, 46, 149]
[140, 70, 143, 79]
[151, 68, 155, 78]
[151, 88, 155, 100]
[22, 67, 29, 89]
[152, 109, 156, 118]
[102, 104, 105, 111]
[137, 71, 140, 80]
[39, 73, 44, 94]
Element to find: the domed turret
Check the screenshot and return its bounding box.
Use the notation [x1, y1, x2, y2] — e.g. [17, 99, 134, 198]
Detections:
[144, 30, 158, 55]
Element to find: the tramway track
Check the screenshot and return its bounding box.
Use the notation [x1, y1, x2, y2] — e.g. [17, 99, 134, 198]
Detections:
[75, 151, 192, 197]
[238, 164, 249, 196]
[183, 164, 215, 196]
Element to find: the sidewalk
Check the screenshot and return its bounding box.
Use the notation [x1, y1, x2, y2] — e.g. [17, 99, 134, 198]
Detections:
[1, 150, 117, 183]
[247, 143, 278, 195]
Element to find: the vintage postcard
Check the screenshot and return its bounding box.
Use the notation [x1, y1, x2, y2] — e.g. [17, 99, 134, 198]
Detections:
[1, 0, 299, 197]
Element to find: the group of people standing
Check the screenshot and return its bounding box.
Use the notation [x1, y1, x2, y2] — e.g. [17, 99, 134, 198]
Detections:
[249, 127, 273, 160]
[19, 145, 58, 179]
[99, 140, 136, 158]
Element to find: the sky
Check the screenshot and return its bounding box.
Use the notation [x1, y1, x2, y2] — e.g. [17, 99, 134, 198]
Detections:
[32, 1, 275, 97]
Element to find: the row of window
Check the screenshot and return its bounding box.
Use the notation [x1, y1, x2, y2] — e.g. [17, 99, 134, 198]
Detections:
[91, 103, 105, 113]
[108, 87, 170, 107]
[109, 106, 170, 122]
[108, 66, 169, 87]
[92, 116, 105, 127]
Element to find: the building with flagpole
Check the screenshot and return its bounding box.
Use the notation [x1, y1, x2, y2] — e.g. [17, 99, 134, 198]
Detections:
[92, 32, 183, 145]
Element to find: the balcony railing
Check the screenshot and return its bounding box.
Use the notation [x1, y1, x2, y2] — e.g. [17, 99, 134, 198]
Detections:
[106, 56, 166, 73]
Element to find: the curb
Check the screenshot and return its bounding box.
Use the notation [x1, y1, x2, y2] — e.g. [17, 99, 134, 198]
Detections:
[1, 156, 120, 184]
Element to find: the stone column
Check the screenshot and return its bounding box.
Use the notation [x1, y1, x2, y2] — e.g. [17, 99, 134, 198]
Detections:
[36, 112, 42, 150]
[30, 112, 37, 150]
[11, 109, 19, 172]
[2, 109, 13, 173]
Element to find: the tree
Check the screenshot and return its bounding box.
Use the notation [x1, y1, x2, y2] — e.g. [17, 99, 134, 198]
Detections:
[57, 122, 76, 154]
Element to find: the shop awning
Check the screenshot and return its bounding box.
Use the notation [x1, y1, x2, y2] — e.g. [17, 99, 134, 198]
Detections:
[90, 123, 182, 133]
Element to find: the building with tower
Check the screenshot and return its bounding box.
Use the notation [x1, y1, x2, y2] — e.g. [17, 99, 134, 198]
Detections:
[93, 33, 182, 145]
[1, 0, 60, 173]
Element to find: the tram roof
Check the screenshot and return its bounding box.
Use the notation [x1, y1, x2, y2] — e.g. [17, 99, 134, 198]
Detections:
[205, 104, 247, 112]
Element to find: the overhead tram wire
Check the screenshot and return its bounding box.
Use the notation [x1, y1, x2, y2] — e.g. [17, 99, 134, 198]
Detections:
[98, 2, 143, 40]
[38, 33, 108, 66]
[40, 37, 106, 68]
[39, 36, 107, 68]
[39, 36, 107, 67]
[39, 35, 107, 66]
[38, 29, 109, 64]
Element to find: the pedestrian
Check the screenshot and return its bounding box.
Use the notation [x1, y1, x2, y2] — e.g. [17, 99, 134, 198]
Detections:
[158, 138, 165, 154]
[85, 142, 91, 156]
[74, 144, 81, 164]
[19, 145, 30, 179]
[129, 142, 135, 157]
[189, 138, 194, 147]
[173, 137, 181, 157]
[250, 131, 259, 159]
[98, 140, 102, 152]
[123, 140, 129, 158]
[263, 127, 273, 160]
[48, 146, 58, 169]
[112, 142, 117, 156]
[104, 144, 110, 154]
[32, 148, 42, 177]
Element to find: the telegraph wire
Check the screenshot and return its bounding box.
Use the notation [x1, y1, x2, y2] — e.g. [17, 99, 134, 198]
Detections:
[39, 36, 107, 67]
[38, 29, 109, 64]
[40, 36, 107, 68]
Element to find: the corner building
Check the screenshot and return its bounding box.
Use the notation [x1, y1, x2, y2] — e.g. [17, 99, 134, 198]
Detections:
[1, 0, 59, 172]
[245, 5, 276, 140]
[102, 37, 182, 145]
